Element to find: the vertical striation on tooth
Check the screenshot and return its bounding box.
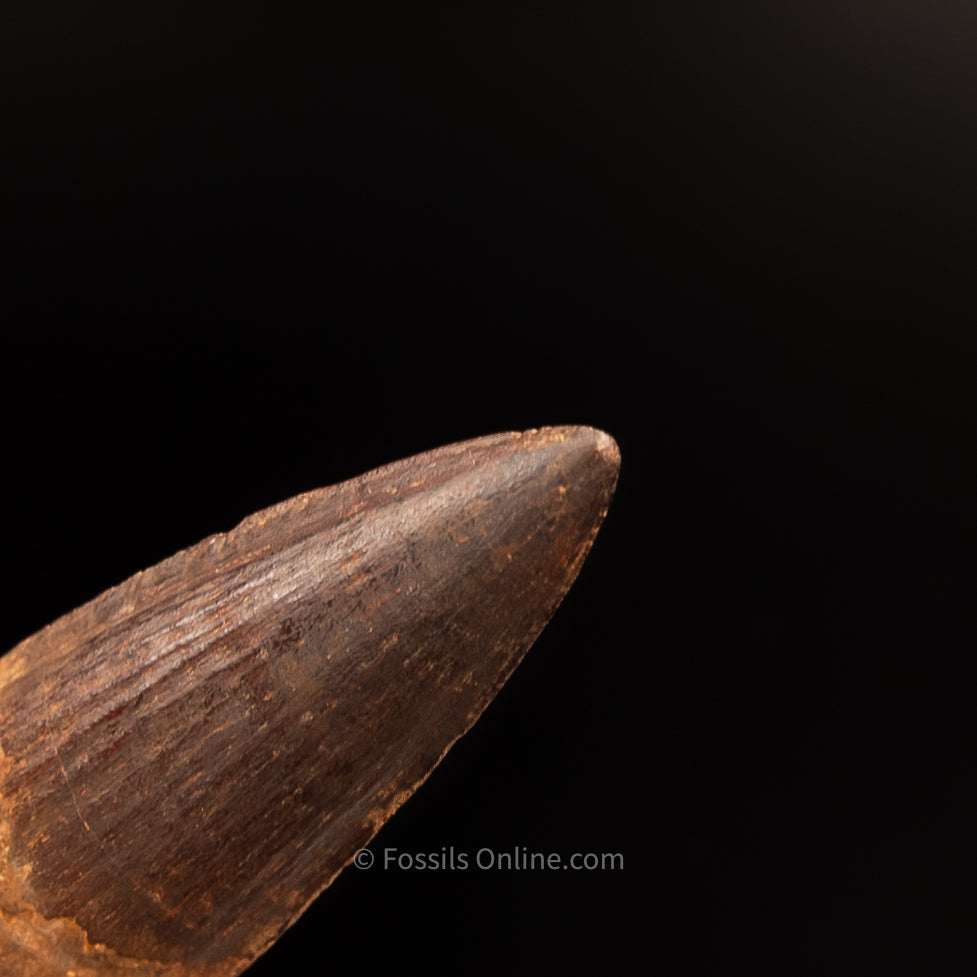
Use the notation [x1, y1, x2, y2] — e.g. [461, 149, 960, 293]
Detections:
[0, 425, 620, 976]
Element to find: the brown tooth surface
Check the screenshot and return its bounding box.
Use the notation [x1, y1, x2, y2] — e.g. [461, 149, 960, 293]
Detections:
[0, 425, 620, 977]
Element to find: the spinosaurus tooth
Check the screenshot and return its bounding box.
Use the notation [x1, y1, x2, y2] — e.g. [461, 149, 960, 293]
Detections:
[0, 425, 620, 976]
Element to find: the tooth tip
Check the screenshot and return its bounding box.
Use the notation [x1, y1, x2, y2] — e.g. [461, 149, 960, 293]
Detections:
[536, 424, 621, 476]
[589, 427, 621, 471]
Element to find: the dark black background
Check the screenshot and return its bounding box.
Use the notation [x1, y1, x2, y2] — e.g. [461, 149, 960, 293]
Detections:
[3, 3, 977, 973]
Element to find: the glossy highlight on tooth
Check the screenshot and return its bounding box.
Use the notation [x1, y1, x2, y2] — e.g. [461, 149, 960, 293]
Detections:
[0, 426, 620, 977]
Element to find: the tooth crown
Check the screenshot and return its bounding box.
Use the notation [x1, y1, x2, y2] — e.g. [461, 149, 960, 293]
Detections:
[0, 426, 619, 976]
